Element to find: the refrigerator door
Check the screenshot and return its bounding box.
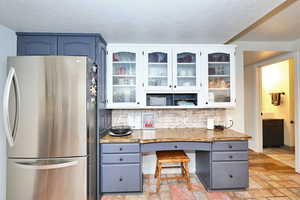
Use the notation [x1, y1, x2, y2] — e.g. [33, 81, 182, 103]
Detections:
[7, 157, 87, 200]
[6, 56, 87, 158]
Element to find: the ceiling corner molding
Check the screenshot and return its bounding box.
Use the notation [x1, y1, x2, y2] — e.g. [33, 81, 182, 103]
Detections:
[224, 0, 297, 44]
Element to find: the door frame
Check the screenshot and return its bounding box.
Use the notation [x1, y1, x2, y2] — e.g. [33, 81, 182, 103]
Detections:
[254, 54, 299, 172]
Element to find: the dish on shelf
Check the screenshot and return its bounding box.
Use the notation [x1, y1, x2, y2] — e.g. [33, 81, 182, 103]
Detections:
[109, 126, 133, 137]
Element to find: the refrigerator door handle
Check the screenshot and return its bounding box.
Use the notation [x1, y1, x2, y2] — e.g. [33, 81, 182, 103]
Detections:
[14, 159, 79, 170]
[3, 67, 20, 147]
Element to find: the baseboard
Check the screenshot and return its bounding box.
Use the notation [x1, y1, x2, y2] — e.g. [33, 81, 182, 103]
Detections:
[282, 145, 295, 152]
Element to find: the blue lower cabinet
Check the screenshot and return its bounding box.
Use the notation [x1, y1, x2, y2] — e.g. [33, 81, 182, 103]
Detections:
[211, 161, 249, 189]
[17, 35, 57, 56]
[58, 36, 96, 61]
[101, 143, 142, 193]
[101, 164, 141, 192]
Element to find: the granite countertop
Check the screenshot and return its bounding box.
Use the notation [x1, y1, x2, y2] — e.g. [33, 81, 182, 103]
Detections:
[100, 128, 251, 143]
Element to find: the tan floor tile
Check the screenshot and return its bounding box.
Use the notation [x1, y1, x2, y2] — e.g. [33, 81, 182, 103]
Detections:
[278, 188, 300, 200]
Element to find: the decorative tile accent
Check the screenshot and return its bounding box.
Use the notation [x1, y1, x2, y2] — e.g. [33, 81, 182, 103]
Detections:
[112, 109, 226, 128]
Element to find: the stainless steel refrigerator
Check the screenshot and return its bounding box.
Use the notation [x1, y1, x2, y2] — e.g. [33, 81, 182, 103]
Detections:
[3, 56, 97, 200]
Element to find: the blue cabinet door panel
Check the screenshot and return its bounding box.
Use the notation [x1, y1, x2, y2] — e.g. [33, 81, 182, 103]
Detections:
[18, 36, 57, 56]
[58, 36, 96, 61]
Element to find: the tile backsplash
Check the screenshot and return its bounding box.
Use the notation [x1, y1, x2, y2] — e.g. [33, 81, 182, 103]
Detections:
[112, 109, 227, 129]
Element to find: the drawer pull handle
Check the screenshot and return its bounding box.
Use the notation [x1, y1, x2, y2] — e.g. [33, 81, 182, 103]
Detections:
[229, 174, 233, 178]
[174, 145, 178, 149]
[228, 145, 233, 149]
[119, 147, 123, 151]
[229, 155, 233, 159]
[119, 177, 123, 182]
[119, 158, 123, 161]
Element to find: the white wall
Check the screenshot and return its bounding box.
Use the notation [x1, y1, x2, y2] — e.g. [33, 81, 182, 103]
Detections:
[0, 25, 16, 200]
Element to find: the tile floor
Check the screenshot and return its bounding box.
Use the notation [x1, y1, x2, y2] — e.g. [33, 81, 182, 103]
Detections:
[102, 151, 300, 200]
[264, 148, 295, 168]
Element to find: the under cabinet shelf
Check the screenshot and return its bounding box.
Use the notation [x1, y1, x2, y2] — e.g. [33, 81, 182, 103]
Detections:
[209, 88, 230, 90]
[208, 62, 230, 64]
[113, 85, 136, 87]
[208, 75, 230, 77]
[113, 61, 136, 64]
[113, 75, 136, 77]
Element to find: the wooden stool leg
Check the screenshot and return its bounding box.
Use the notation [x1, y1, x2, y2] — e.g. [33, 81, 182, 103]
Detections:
[156, 163, 162, 193]
[154, 160, 158, 178]
[181, 162, 185, 177]
[184, 162, 192, 190]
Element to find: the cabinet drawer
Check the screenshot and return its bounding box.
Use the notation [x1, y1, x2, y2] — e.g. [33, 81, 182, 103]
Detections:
[141, 142, 210, 152]
[101, 164, 141, 192]
[212, 151, 248, 161]
[102, 153, 140, 164]
[212, 141, 248, 151]
[101, 143, 140, 153]
[212, 161, 248, 189]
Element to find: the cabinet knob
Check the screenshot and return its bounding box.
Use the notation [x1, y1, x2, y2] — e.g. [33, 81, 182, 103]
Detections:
[137, 102, 140, 105]
[119, 177, 123, 182]
[119, 158, 123, 161]
[174, 145, 178, 149]
[169, 85, 172, 88]
[229, 174, 233, 178]
[119, 147, 123, 151]
[174, 85, 177, 88]
[228, 145, 233, 149]
[229, 155, 233, 159]
[205, 102, 208, 105]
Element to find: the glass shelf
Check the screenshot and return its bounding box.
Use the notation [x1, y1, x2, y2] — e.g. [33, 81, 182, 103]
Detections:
[113, 86, 136, 103]
[112, 52, 137, 103]
[147, 52, 169, 87]
[176, 52, 196, 87]
[113, 52, 136, 62]
[208, 53, 231, 103]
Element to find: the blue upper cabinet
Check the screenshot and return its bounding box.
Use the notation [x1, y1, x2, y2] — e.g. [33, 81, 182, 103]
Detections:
[58, 36, 96, 62]
[17, 35, 57, 56]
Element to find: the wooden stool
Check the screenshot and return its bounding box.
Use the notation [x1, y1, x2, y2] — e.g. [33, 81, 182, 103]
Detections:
[154, 150, 191, 192]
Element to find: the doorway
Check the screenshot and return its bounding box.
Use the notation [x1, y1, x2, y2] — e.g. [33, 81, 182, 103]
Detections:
[258, 59, 295, 168]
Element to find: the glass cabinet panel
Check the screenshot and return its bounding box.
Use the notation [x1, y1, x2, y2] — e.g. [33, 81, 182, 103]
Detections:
[208, 53, 231, 103]
[112, 52, 136, 103]
[176, 52, 196, 87]
[147, 52, 168, 87]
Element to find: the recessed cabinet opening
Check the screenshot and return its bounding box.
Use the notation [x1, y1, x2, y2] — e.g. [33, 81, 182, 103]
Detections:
[147, 93, 197, 107]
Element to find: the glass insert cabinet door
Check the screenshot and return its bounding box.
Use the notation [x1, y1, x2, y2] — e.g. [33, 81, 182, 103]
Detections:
[207, 52, 232, 103]
[111, 52, 137, 103]
[173, 51, 198, 90]
[145, 50, 172, 90]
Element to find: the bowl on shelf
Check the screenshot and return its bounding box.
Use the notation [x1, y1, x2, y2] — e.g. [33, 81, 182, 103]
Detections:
[109, 126, 132, 137]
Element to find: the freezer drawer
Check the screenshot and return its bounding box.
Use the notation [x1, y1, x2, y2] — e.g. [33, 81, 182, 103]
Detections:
[7, 157, 87, 200]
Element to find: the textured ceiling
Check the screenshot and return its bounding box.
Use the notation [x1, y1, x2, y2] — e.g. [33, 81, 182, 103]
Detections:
[239, 0, 300, 41]
[244, 51, 288, 66]
[0, 0, 285, 43]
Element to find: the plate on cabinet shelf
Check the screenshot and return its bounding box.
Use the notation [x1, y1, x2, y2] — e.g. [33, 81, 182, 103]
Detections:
[109, 126, 133, 137]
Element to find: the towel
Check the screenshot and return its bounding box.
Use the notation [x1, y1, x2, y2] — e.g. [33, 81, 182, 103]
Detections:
[271, 93, 281, 106]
